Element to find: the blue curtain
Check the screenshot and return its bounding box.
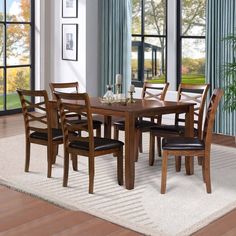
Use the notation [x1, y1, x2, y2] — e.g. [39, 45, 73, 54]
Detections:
[99, 0, 132, 96]
[206, 0, 236, 136]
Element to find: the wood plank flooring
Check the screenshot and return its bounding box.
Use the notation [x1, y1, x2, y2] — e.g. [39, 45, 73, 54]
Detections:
[0, 114, 236, 236]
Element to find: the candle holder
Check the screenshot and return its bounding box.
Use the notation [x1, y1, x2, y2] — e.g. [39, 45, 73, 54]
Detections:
[115, 84, 121, 95]
[128, 91, 135, 103]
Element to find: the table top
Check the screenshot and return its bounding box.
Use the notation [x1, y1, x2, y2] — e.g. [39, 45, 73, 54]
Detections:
[50, 97, 195, 117]
[89, 97, 195, 116]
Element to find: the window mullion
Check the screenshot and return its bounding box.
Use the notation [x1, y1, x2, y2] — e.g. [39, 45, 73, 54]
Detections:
[3, 0, 6, 110]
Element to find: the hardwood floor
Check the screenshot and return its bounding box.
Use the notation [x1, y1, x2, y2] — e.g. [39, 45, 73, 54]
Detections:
[0, 114, 236, 236]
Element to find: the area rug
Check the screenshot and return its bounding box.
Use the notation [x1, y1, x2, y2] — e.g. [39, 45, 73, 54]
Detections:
[0, 134, 236, 236]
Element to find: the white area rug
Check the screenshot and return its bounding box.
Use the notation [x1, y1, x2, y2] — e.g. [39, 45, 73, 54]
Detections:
[0, 134, 236, 236]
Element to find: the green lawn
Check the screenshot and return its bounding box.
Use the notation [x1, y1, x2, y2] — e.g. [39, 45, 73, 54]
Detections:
[181, 74, 206, 84]
[148, 74, 205, 85]
[0, 93, 21, 110]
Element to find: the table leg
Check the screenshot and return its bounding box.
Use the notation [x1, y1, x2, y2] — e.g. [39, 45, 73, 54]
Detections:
[125, 112, 135, 190]
[185, 104, 194, 175]
[103, 115, 112, 138]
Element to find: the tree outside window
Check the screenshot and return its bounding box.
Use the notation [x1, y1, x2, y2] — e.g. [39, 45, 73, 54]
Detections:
[131, 0, 167, 86]
[179, 0, 206, 85]
[0, 0, 33, 113]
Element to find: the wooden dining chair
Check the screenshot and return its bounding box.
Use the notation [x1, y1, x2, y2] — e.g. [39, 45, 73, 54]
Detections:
[160, 88, 224, 194]
[149, 83, 210, 170]
[50, 82, 102, 137]
[55, 92, 124, 194]
[113, 82, 169, 160]
[17, 89, 64, 178]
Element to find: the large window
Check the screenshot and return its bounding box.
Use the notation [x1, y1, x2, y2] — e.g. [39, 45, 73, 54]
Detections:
[131, 0, 206, 87]
[131, 0, 167, 86]
[177, 0, 206, 85]
[0, 0, 34, 115]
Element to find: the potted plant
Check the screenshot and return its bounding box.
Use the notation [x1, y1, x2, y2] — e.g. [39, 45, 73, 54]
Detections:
[223, 32, 236, 111]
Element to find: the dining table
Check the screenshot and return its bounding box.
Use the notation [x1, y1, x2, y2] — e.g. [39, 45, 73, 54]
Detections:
[49, 97, 195, 190]
[88, 97, 194, 190]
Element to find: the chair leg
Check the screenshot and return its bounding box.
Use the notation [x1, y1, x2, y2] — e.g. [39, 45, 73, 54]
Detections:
[51, 145, 58, 164]
[114, 126, 119, 140]
[25, 141, 30, 172]
[149, 132, 155, 166]
[161, 151, 168, 194]
[63, 151, 70, 187]
[201, 156, 206, 183]
[185, 156, 194, 175]
[47, 146, 52, 178]
[157, 137, 162, 157]
[117, 148, 123, 186]
[175, 156, 181, 172]
[96, 126, 101, 137]
[139, 132, 143, 153]
[89, 157, 95, 194]
[204, 154, 212, 193]
[71, 154, 78, 171]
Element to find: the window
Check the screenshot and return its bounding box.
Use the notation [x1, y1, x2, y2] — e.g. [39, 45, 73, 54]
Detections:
[0, 0, 34, 115]
[177, 0, 206, 85]
[131, 0, 167, 86]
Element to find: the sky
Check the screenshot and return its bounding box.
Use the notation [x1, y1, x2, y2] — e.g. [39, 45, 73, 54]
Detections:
[0, 0, 21, 16]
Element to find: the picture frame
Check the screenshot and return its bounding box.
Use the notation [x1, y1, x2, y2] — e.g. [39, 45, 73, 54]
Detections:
[62, 24, 78, 61]
[62, 0, 78, 18]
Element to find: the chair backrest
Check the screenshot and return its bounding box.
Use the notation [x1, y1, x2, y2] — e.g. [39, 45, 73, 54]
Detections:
[142, 82, 169, 101]
[54, 92, 94, 152]
[49, 82, 79, 100]
[17, 89, 51, 138]
[203, 89, 224, 151]
[176, 83, 210, 138]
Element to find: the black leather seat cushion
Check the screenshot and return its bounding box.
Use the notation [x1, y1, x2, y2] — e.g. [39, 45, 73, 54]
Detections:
[151, 125, 198, 137]
[113, 120, 157, 131]
[69, 119, 102, 129]
[30, 128, 63, 141]
[162, 137, 205, 150]
[69, 137, 124, 151]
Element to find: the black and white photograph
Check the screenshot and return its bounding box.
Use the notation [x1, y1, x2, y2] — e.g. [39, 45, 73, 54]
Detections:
[62, 0, 78, 18]
[62, 24, 78, 61]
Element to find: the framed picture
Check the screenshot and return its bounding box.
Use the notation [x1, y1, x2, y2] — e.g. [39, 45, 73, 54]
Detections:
[62, 24, 78, 61]
[62, 0, 78, 18]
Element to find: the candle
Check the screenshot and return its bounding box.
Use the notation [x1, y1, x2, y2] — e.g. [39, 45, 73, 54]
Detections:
[116, 74, 122, 85]
[130, 84, 135, 92]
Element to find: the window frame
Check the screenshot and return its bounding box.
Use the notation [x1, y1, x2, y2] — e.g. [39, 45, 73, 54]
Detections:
[131, 0, 168, 87]
[176, 0, 206, 87]
[0, 0, 35, 115]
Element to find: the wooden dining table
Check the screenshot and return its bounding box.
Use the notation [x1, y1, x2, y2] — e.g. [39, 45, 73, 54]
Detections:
[49, 97, 194, 190]
[87, 97, 195, 190]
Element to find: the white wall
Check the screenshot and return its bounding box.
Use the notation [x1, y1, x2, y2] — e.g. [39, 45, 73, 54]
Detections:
[167, 0, 177, 91]
[37, 0, 99, 97]
[51, 0, 86, 93]
[34, 0, 42, 90]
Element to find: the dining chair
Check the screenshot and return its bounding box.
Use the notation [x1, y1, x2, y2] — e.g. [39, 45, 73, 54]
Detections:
[17, 89, 64, 178]
[49, 82, 102, 137]
[55, 92, 124, 194]
[149, 83, 210, 170]
[113, 82, 169, 161]
[160, 88, 224, 194]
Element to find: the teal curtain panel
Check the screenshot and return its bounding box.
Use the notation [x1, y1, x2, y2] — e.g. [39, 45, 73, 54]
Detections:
[206, 0, 236, 135]
[99, 0, 132, 96]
